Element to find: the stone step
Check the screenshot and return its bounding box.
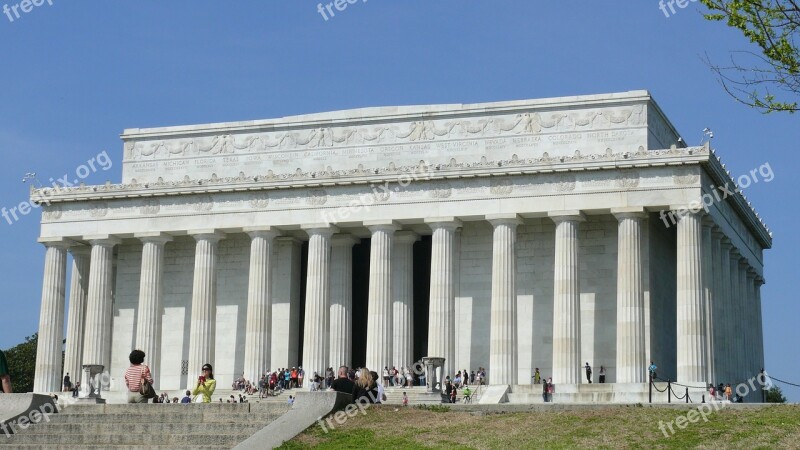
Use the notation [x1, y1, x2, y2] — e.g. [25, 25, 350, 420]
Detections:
[44, 411, 284, 424]
[1, 445, 232, 450]
[18, 421, 269, 435]
[4, 433, 251, 446]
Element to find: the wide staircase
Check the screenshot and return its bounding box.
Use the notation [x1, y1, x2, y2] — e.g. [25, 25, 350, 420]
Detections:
[0, 402, 290, 450]
[382, 385, 485, 405]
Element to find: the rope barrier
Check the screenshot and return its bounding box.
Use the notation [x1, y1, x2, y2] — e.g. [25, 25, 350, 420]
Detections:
[768, 376, 800, 388]
[651, 381, 669, 393]
[669, 384, 687, 401]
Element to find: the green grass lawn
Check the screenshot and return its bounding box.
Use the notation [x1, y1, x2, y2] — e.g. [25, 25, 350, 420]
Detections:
[278, 404, 800, 449]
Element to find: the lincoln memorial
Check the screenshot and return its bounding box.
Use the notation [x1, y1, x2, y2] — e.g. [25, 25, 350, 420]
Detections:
[30, 91, 770, 402]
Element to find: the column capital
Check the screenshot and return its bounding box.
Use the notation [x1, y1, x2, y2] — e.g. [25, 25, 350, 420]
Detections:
[135, 232, 174, 245]
[738, 257, 750, 268]
[395, 231, 421, 245]
[68, 244, 91, 257]
[331, 234, 360, 248]
[302, 225, 338, 238]
[37, 237, 74, 249]
[669, 205, 707, 219]
[243, 227, 281, 240]
[755, 275, 766, 286]
[746, 268, 757, 280]
[424, 217, 462, 231]
[729, 247, 741, 258]
[548, 210, 586, 224]
[486, 214, 522, 228]
[711, 228, 726, 240]
[365, 220, 402, 233]
[189, 230, 226, 243]
[84, 235, 122, 247]
[611, 207, 647, 221]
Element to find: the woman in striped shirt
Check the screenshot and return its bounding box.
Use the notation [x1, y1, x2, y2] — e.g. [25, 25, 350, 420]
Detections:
[123, 350, 153, 403]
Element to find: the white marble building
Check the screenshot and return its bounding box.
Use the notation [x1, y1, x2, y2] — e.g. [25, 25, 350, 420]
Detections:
[31, 91, 770, 402]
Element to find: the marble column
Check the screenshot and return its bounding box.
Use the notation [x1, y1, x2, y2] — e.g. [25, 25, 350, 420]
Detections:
[728, 249, 742, 384]
[488, 215, 521, 386]
[330, 235, 358, 368]
[302, 226, 335, 379]
[134, 233, 171, 389]
[243, 228, 279, 382]
[676, 211, 708, 385]
[701, 220, 715, 384]
[549, 211, 585, 385]
[719, 238, 733, 384]
[365, 223, 399, 372]
[746, 268, 757, 382]
[82, 237, 120, 374]
[738, 258, 749, 383]
[613, 210, 647, 383]
[710, 229, 725, 384]
[187, 231, 225, 379]
[33, 240, 70, 393]
[425, 218, 461, 379]
[754, 276, 765, 375]
[393, 231, 419, 370]
[62, 246, 90, 389]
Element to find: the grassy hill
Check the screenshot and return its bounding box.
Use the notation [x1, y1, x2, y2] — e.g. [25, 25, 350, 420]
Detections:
[279, 404, 800, 449]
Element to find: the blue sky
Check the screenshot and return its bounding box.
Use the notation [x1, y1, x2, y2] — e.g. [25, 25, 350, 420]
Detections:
[0, 1, 797, 400]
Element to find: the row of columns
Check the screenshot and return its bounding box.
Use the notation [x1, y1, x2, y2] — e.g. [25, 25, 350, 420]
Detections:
[33, 208, 766, 392]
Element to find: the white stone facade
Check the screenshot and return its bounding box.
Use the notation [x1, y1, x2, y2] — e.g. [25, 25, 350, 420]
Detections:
[30, 91, 771, 402]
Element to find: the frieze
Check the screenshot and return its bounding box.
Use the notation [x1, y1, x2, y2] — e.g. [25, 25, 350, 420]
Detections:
[124, 105, 646, 162]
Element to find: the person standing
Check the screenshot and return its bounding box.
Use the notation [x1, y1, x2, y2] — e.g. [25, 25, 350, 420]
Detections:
[648, 361, 657, 382]
[352, 368, 378, 404]
[123, 350, 153, 403]
[599, 366, 606, 384]
[0, 349, 11, 393]
[330, 366, 355, 398]
[585, 362, 592, 384]
[192, 363, 217, 403]
[63, 373, 72, 392]
[533, 368, 541, 385]
[542, 378, 549, 402]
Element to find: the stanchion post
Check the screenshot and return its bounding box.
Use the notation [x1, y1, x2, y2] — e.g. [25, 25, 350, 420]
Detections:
[668, 380, 671, 403]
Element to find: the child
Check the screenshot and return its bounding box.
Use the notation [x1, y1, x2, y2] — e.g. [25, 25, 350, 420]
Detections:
[402, 392, 409, 407]
[287, 395, 294, 405]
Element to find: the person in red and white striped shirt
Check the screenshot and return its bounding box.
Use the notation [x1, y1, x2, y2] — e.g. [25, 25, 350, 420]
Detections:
[124, 350, 153, 403]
